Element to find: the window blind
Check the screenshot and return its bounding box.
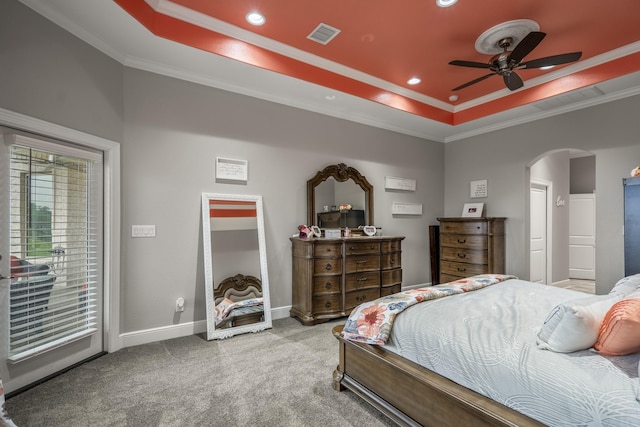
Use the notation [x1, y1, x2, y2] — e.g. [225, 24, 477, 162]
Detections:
[8, 139, 102, 361]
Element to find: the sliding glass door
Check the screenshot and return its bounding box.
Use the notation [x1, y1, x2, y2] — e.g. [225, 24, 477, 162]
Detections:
[0, 129, 104, 393]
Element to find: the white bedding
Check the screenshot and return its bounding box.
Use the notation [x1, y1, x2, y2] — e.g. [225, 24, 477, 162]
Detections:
[383, 279, 640, 426]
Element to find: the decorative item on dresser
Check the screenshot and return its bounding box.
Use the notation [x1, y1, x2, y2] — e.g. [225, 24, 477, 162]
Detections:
[290, 236, 404, 325]
[437, 217, 506, 283]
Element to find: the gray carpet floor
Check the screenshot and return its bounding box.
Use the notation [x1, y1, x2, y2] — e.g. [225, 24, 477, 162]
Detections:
[5, 318, 396, 427]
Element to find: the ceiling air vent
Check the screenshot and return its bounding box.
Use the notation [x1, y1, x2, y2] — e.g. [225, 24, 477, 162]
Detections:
[307, 23, 341, 45]
[533, 86, 605, 111]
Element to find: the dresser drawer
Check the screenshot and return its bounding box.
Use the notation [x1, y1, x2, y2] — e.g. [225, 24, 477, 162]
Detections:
[441, 247, 487, 264]
[381, 284, 401, 297]
[313, 258, 342, 275]
[440, 260, 486, 277]
[381, 240, 401, 253]
[381, 268, 402, 286]
[440, 221, 487, 235]
[312, 295, 342, 314]
[345, 271, 380, 291]
[345, 254, 380, 273]
[440, 234, 487, 250]
[314, 242, 342, 257]
[313, 276, 341, 295]
[345, 241, 380, 255]
[381, 252, 401, 270]
[440, 272, 464, 283]
[345, 288, 380, 312]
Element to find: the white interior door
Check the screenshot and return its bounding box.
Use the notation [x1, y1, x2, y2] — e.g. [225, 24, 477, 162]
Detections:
[569, 193, 596, 280]
[530, 182, 549, 284]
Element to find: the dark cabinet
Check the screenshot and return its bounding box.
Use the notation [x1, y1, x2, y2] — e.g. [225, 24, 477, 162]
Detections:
[624, 177, 640, 276]
[437, 217, 506, 283]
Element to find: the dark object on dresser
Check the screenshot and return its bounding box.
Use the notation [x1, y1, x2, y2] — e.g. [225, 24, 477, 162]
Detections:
[437, 217, 506, 283]
[290, 236, 404, 325]
[624, 176, 640, 276]
[317, 210, 365, 229]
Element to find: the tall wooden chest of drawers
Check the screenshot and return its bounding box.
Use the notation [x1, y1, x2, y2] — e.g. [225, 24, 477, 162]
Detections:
[437, 217, 505, 283]
[290, 236, 404, 325]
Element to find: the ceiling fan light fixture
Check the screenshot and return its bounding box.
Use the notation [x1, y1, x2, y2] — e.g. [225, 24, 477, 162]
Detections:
[407, 77, 421, 85]
[436, 0, 458, 7]
[246, 11, 266, 26]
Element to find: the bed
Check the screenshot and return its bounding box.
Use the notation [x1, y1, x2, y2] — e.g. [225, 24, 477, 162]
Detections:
[213, 274, 264, 329]
[333, 275, 640, 426]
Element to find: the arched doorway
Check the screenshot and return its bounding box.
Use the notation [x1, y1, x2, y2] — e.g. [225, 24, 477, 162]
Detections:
[526, 149, 595, 289]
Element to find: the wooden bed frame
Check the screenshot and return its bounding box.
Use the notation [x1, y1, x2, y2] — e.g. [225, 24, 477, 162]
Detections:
[214, 274, 264, 328]
[332, 325, 545, 427]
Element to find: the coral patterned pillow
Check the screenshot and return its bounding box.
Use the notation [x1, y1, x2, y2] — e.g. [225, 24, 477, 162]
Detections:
[594, 297, 640, 356]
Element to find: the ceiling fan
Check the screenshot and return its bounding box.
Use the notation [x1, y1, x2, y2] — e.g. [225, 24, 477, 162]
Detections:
[449, 31, 582, 91]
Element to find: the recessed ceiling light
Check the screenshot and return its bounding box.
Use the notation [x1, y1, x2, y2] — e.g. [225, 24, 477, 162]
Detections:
[449, 95, 459, 102]
[246, 11, 265, 26]
[407, 77, 421, 85]
[325, 95, 336, 101]
[436, 0, 458, 7]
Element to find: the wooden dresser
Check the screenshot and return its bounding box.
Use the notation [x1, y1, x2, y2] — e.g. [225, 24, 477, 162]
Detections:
[437, 217, 505, 283]
[290, 236, 404, 325]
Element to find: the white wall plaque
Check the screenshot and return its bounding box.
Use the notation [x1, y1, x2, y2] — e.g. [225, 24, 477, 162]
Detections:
[470, 179, 487, 198]
[216, 157, 248, 182]
[385, 176, 416, 192]
[391, 202, 422, 215]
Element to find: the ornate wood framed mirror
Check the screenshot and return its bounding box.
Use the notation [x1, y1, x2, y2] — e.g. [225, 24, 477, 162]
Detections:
[307, 163, 374, 229]
[201, 193, 272, 340]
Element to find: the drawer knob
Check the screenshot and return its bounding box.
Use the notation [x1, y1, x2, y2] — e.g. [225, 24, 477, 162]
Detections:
[325, 301, 332, 308]
[457, 253, 466, 258]
[356, 295, 366, 302]
[457, 267, 466, 272]
[457, 239, 466, 244]
[390, 259, 395, 264]
[357, 277, 368, 282]
[356, 260, 368, 265]
[325, 263, 332, 271]
[325, 282, 332, 289]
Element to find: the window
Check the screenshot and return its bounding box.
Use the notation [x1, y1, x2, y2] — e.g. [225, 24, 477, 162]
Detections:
[8, 140, 102, 361]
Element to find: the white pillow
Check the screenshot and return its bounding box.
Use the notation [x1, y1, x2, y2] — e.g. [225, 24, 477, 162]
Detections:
[537, 295, 620, 353]
[608, 274, 640, 298]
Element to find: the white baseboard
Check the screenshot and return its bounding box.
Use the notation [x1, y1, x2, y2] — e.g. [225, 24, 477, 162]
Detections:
[119, 305, 293, 348]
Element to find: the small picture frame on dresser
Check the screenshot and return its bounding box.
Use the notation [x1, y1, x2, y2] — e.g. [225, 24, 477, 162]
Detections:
[462, 202, 484, 217]
[325, 229, 341, 238]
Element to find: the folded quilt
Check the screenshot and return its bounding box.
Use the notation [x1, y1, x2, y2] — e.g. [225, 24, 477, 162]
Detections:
[341, 274, 517, 344]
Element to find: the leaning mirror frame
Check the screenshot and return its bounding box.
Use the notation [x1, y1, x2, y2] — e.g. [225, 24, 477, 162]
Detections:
[201, 193, 272, 340]
[307, 163, 374, 229]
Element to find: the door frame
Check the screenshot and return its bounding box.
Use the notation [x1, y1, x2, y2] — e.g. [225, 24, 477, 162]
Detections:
[0, 108, 122, 393]
[530, 178, 553, 284]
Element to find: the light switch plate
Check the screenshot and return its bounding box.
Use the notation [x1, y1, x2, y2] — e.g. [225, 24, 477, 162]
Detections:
[132, 225, 156, 238]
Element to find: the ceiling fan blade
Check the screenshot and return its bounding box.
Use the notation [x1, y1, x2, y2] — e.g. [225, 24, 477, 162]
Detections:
[449, 60, 491, 69]
[452, 73, 495, 91]
[503, 72, 524, 91]
[509, 31, 546, 64]
[520, 52, 583, 69]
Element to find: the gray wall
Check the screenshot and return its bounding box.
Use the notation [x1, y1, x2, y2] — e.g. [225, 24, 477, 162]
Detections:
[444, 95, 640, 294]
[0, 0, 123, 142]
[571, 156, 596, 194]
[121, 68, 444, 332]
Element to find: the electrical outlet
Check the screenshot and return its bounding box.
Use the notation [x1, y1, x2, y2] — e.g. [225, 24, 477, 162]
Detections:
[175, 297, 185, 312]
